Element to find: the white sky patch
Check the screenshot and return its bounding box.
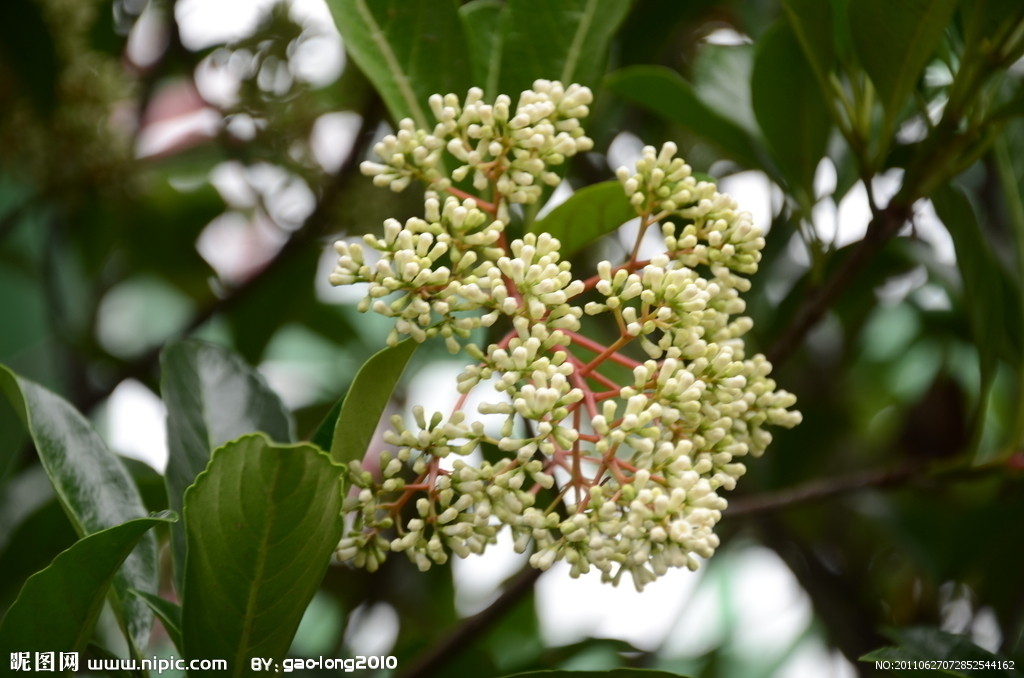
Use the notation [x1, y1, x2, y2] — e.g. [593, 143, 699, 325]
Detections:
[452, 530, 529, 616]
[535, 561, 700, 650]
[311, 112, 362, 172]
[342, 603, 399, 657]
[719, 170, 773, 233]
[105, 379, 169, 473]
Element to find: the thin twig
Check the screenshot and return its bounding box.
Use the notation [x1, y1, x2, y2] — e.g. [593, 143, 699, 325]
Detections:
[767, 201, 911, 366]
[396, 565, 543, 678]
[727, 456, 1021, 518]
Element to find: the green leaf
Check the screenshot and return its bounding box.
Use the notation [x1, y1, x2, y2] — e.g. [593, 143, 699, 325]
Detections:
[782, 0, 837, 97]
[860, 627, 1015, 677]
[497, 0, 631, 96]
[530, 181, 636, 258]
[0, 0, 59, 115]
[459, 0, 505, 96]
[498, 670, 692, 678]
[0, 494, 77, 613]
[0, 514, 175, 656]
[325, 0, 472, 127]
[160, 339, 294, 593]
[606, 65, 766, 171]
[848, 0, 957, 128]
[751, 20, 832, 206]
[0, 366, 159, 650]
[931, 185, 1023, 461]
[331, 338, 418, 466]
[131, 590, 183, 653]
[182, 434, 346, 676]
[310, 395, 345, 453]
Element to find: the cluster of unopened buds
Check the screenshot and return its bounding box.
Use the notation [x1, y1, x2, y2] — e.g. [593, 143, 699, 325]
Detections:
[329, 80, 800, 590]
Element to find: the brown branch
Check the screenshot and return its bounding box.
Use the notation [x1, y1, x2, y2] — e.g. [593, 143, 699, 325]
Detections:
[767, 201, 912, 367]
[396, 565, 543, 678]
[727, 456, 1021, 518]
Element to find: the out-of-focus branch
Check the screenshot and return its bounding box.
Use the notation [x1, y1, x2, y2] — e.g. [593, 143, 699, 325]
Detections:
[727, 454, 1023, 518]
[77, 106, 380, 413]
[767, 201, 911, 367]
[396, 565, 543, 678]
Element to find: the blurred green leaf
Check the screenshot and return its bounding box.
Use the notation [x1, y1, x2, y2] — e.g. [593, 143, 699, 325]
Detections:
[782, 0, 836, 98]
[459, 0, 505, 95]
[752, 20, 831, 205]
[0, 0, 59, 115]
[606, 65, 765, 170]
[331, 338, 418, 466]
[131, 590, 183, 653]
[0, 514, 174, 657]
[860, 627, 1015, 676]
[932, 185, 1023, 460]
[848, 0, 957, 129]
[0, 494, 77, 614]
[326, 0, 472, 127]
[0, 366, 159, 650]
[161, 339, 294, 593]
[530, 181, 636, 258]
[182, 434, 345, 676]
[497, 0, 631, 96]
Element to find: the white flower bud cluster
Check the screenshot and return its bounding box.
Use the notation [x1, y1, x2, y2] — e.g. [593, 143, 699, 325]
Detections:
[330, 85, 800, 589]
[361, 80, 594, 203]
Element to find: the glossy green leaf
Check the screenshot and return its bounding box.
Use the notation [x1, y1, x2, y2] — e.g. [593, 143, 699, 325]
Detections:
[182, 434, 345, 676]
[326, 0, 471, 127]
[752, 20, 831, 205]
[497, 0, 631, 96]
[160, 339, 294, 592]
[606, 65, 765, 170]
[0, 514, 174, 656]
[848, 0, 957, 127]
[530, 181, 636, 258]
[498, 670, 692, 678]
[131, 590, 183, 653]
[860, 627, 1015, 676]
[0, 366, 159, 650]
[459, 0, 504, 95]
[331, 338, 418, 466]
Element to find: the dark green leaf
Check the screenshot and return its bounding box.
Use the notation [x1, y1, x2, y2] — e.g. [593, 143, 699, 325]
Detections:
[606, 65, 766, 171]
[0, 494, 77, 613]
[497, 0, 631, 96]
[0, 514, 175, 656]
[160, 339, 294, 592]
[530, 181, 636, 258]
[325, 0, 472, 127]
[310, 394, 345, 453]
[331, 338, 418, 466]
[848, 0, 957, 128]
[182, 434, 345, 676]
[130, 590, 183, 653]
[498, 670, 692, 678]
[782, 0, 836, 95]
[459, 0, 505, 96]
[860, 627, 1015, 677]
[931, 185, 1023, 461]
[0, 366, 159, 650]
[752, 20, 831, 206]
[0, 0, 59, 114]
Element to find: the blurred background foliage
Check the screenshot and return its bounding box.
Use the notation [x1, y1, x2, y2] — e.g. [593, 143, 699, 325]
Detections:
[2, 0, 1024, 676]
